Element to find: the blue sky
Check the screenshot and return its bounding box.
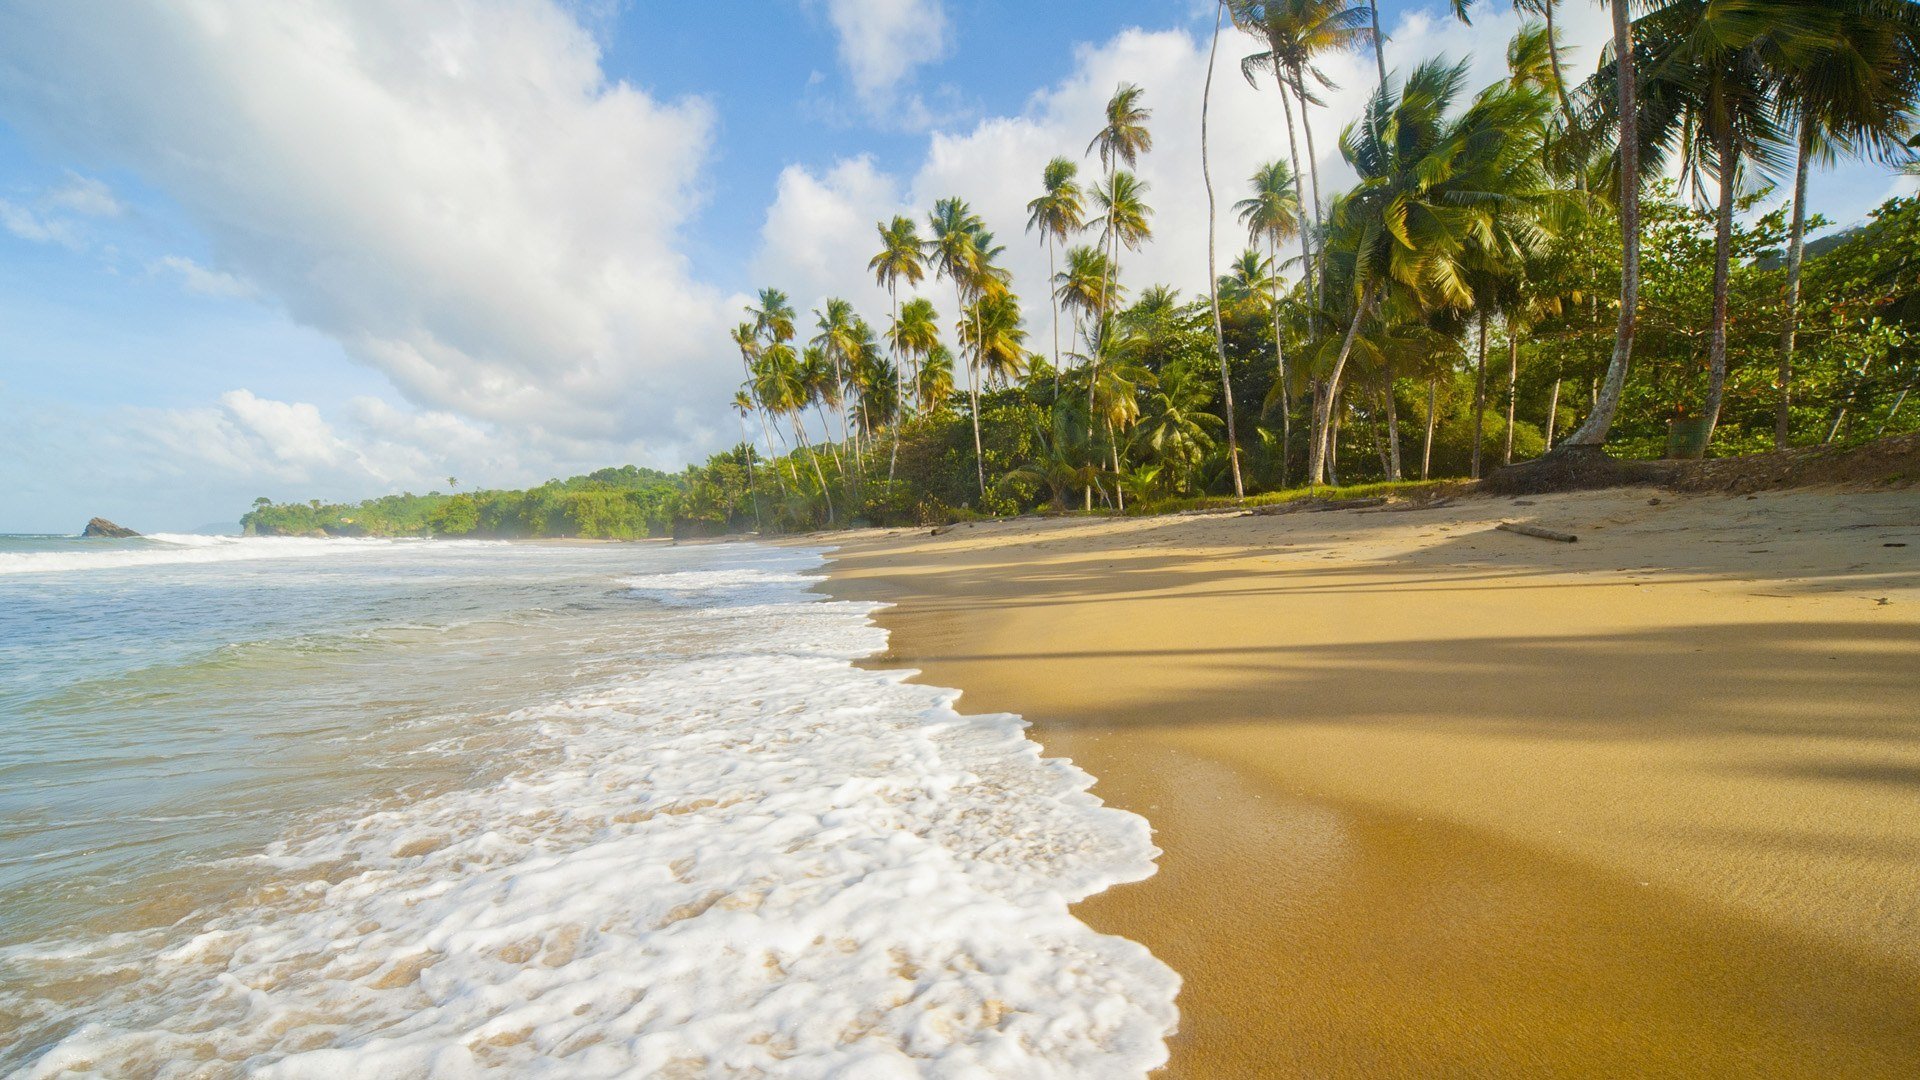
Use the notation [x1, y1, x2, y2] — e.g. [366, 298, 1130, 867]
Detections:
[0, 0, 1909, 532]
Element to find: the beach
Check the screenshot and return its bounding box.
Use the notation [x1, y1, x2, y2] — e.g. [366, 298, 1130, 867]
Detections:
[816, 485, 1920, 1077]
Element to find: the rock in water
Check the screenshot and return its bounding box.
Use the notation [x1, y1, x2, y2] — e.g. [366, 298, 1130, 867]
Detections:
[82, 517, 139, 539]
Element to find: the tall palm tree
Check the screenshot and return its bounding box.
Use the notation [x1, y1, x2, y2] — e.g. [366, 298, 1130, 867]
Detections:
[869, 215, 926, 478]
[1086, 83, 1153, 327]
[1310, 59, 1552, 484]
[754, 341, 834, 523]
[1768, 0, 1920, 446]
[916, 343, 956, 413]
[811, 297, 862, 460]
[927, 197, 998, 498]
[962, 290, 1030, 387]
[1623, 0, 1795, 445]
[1025, 158, 1087, 374]
[1054, 244, 1118, 359]
[1204, 0, 1247, 497]
[1237, 159, 1302, 483]
[889, 296, 941, 404]
[1560, 0, 1643, 450]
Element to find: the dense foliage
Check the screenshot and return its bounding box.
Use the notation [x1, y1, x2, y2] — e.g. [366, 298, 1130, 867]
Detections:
[241, 467, 683, 539]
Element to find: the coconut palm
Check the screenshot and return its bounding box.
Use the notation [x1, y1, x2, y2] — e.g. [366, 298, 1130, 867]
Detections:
[888, 296, 941, 402]
[1560, 0, 1645, 450]
[869, 215, 926, 477]
[811, 297, 863, 458]
[753, 341, 834, 523]
[1025, 158, 1088, 372]
[962, 290, 1029, 387]
[1204, 0, 1248, 497]
[1768, 0, 1920, 446]
[1090, 171, 1155, 323]
[916, 343, 956, 413]
[1139, 365, 1225, 493]
[1309, 59, 1553, 484]
[1054, 245, 1118, 358]
[927, 197, 1002, 497]
[1087, 83, 1153, 326]
[1237, 159, 1303, 483]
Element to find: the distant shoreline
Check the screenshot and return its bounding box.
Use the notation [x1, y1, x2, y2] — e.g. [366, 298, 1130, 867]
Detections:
[815, 484, 1920, 1077]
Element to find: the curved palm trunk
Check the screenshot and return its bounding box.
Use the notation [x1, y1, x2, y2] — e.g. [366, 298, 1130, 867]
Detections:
[1275, 72, 1317, 317]
[889, 287, 904, 483]
[1422, 376, 1438, 479]
[1504, 330, 1519, 466]
[1269, 236, 1292, 488]
[1308, 288, 1375, 485]
[1289, 69, 1325, 238]
[1776, 111, 1813, 449]
[1382, 367, 1402, 480]
[965, 294, 987, 501]
[1701, 121, 1736, 447]
[1472, 314, 1489, 479]
[1541, 0, 1583, 167]
[1204, 0, 1245, 498]
[1563, 0, 1639, 449]
[1367, 0, 1387, 87]
[1545, 378, 1561, 451]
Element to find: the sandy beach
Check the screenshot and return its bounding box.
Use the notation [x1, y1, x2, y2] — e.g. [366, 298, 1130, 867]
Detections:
[815, 486, 1920, 1077]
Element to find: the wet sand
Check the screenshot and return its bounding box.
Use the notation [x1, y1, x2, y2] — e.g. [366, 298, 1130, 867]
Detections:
[813, 487, 1920, 1077]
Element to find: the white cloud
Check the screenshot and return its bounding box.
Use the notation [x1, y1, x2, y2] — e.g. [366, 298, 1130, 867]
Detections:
[817, 0, 950, 115]
[0, 0, 737, 463]
[152, 254, 256, 299]
[750, 6, 1613, 382]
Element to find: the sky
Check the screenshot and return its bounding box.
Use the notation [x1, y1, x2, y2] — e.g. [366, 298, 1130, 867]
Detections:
[0, 0, 1910, 533]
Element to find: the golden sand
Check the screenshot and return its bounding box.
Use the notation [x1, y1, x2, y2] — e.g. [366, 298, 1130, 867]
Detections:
[813, 487, 1920, 1077]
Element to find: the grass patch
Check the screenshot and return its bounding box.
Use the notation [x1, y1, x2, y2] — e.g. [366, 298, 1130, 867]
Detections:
[1127, 479, 1464, 518]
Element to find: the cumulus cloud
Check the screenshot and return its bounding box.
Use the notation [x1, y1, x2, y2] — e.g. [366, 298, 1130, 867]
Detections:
[0, 0, 737, 460]
[816, 0, 950, 117]
[752, 6, 1611, 382]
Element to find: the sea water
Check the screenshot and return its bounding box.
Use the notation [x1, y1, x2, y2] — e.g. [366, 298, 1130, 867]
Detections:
[0, 535, 1176, 1077]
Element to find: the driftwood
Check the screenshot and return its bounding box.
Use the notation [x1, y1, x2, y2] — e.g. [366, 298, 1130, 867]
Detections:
[1357, 498, 1458, 514]
[1252, 496, 1390, 516]
[1497, 522, 1579, 543]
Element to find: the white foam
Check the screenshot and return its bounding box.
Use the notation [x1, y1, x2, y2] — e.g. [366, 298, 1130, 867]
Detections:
[8, 550, 1179, 1077]
[0, 535, 505, 576]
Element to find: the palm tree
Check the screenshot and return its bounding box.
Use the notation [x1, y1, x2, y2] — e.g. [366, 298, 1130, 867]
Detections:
[1204, 0, 1247, 497]
[1310, 59, 1552, 484]
[1455, 0, 1583, 138]
[927, 197, 999, 497]
[1230, 0, 1376, 239]
[916, 343, 956, 413]
[869, 215, 926, 478]
[811, 298, 864, 462]
[1025, 158, 1087, 374]
[889, 297, 941, 404]
[1621, 0, 1794, 446]
[1237, 159, 1302, 484]
[732, 320, 788, 492]
[1559, 0, 1642, 451]
[1768, 0, 1920, 447]
[1054, 245, 1117, 359]
[962, 290, 1029, 387]
[1139, 365, 1225, 494]
[754, 341, 834, 523]
[1086, 83, 1153, 326]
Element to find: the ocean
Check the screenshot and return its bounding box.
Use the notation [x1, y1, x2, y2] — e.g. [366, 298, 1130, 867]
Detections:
[0, 534, 1175, 1077]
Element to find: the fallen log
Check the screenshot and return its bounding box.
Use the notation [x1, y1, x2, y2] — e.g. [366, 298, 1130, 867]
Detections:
[1497, 522, 1578, 543]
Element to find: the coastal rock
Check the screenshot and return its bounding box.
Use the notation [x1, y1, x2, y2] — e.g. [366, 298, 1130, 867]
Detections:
[81, 517, 139, 539]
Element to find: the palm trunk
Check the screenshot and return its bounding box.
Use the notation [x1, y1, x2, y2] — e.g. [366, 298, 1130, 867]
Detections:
[1270, 236, 1291, 488]
[1776, 110, 1813, 450]
[889, 286, 904, 483]
[1562, 0, 1638, 448]
[1290, 69, 1325, 240]
[1541, 0, 1583, 188]
[1504, 329, 1519, 466]
[1048, 235, 1062, 377]
[1422, 376, 1438, 479]
[1366, 0, 1387, 87]
[1545, 378, 1561, 451]
[1877, 387, 1909, 436]
[1328, 396, 1343, 486]
[1275, 72, 1318, 320]
[1702, 117, 1736, 446]
[1203, 0, 1245, 498]
[1308, 289, 1374, 485]
[1382, 366, 1402, 480]
[1108, 418, 1125, 511]
[1472, 313, 1489, 479]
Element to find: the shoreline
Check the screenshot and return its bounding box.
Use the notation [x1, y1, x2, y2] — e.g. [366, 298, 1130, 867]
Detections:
[812, 485, 1920, 1076]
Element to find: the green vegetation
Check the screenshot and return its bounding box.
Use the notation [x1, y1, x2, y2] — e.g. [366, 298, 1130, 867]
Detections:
[248, 0, 1920, 539]
[241, 466, 683, 539]
[692, 0, 1920, 533]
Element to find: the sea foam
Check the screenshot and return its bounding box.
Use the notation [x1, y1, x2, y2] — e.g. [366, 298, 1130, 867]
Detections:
[9, 548, 1178, 1077]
